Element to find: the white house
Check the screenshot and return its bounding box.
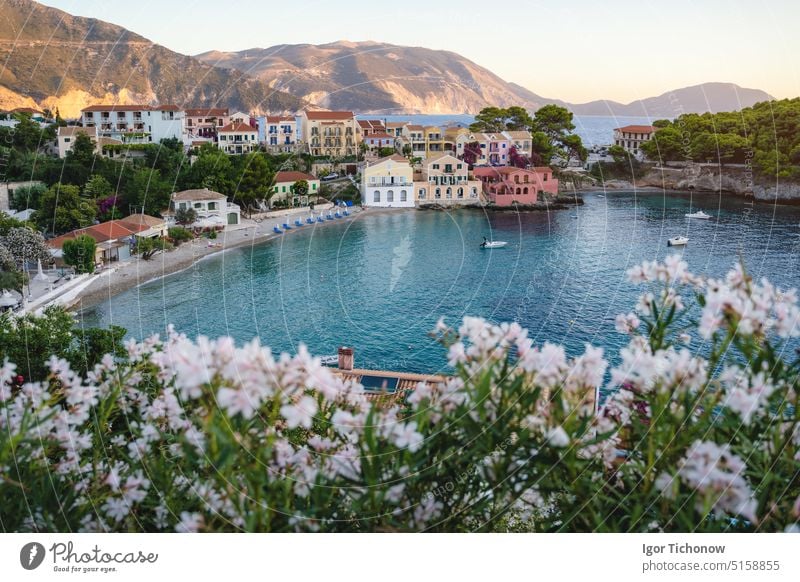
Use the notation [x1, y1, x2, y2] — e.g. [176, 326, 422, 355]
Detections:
[165, 188, 241, 227]
[361, 154, 415, 208]
[229, 111, 252, 126]
[80, 104, 185, 144]
[613, 125, 657, 157]
[217, 123, 258, 155]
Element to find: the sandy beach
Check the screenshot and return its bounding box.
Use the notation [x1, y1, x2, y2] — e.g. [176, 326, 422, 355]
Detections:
[70, 206, 367, 311]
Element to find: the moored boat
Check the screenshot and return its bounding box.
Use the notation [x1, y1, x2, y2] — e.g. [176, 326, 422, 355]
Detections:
[685, 210, 712, 220]
[480, 237, 507, 248]
[668, 236, 689, 246]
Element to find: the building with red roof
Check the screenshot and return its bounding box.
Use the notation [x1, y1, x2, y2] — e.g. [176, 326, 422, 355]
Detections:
[613, 125, 657, 157]
[300, 110, 359, 157]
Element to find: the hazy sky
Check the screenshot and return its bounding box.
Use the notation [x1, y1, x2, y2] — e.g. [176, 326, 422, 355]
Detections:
[37, 0, 800, 103]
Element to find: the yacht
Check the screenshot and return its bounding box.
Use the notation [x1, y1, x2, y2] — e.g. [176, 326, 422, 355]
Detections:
[685, 210, 712, 220]
[480, 238, 508, 248]
[319, 355, 339, 367]
[668, 236, 689, 246]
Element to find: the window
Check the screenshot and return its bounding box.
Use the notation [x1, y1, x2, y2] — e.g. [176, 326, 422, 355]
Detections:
[194, 203, 202, 209]
[419, 188, 426, 199]
[471, 187, 478, 198]
[387, 190, 394, 202]
[373, 191, 380, 202]
[400, 190, 407, 202]
[446, 188, 452, 199]
[208, 202, 217, 210]
[457, 188, 463, 198]
[543, 174, 548, 181]
[435, 188, 441, 199]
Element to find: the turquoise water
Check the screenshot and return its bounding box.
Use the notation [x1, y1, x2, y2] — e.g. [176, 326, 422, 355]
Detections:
[80, 191, 800, 375]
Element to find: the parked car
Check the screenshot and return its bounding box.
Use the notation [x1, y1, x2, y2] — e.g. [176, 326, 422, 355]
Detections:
[321, 173, 339, 181]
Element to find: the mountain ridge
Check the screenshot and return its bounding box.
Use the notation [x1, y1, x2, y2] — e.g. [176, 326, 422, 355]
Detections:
[0, 2, 776, 118]
[197, 41, 774, 116]
[0, 0, 303, 117]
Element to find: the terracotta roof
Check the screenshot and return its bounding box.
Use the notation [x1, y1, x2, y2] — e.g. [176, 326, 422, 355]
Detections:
[304, 110, 355, 120]
[81, 104, 180, 113]
[616, 125, 656, 133]
[218, 122, 256, 133]
[171, 188, 227, 202]
[473, 166, 548, 178]
[11, 107, 44, 115]
[426, 153, 460, 164]
[97, 137, 123, 146]
[370, 153, 409, 166]
[118, 213, 165, 230]
[185, 107, 229, 117]
[274, 171, 317, 184]
[266, 115, 295, 123]
[405, 124, 424, 131]
[48, 220, 144, 248]
[58, 126, 91, 137]
[503, 130, 532, 139]
[386, 121, 408, 128]
[333, 368, 448, 407]
[366, 133, 394, 139]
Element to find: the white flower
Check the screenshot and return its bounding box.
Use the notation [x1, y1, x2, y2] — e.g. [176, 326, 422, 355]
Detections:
[175, 511, 204, 533]
[392, 421, 424, 452]
[674, 441, 757, 522]
[545, 426, 570, 448]
[280, 395, 318, 429]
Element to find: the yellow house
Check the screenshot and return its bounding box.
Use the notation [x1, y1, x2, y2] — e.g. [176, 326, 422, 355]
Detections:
[361, 154, 415, 208]
[414, 154, 482, 206]
[301, 110, 359, 158]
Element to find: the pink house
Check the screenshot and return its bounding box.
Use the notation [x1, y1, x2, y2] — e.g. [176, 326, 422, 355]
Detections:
[473, 166, 558, 206]
[364, 133, 396, 149]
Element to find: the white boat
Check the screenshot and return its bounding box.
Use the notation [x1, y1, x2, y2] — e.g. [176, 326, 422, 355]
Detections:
[668, 236, 689, 246]
[480, 238, 507, 248]
[685, 210, 712, 220]
[319, 355, 338, 366]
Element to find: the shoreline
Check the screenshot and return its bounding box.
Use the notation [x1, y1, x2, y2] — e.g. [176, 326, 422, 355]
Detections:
[71, 207, 378, 311]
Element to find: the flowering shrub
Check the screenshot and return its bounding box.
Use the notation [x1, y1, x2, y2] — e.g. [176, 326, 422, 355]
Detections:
[1, 256, 799, 532]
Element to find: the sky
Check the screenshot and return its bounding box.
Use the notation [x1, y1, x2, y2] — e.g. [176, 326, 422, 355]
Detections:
[36, 0, 800, 103]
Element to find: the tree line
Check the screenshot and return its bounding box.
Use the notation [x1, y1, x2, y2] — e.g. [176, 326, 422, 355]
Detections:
[640, 98, 800, 178]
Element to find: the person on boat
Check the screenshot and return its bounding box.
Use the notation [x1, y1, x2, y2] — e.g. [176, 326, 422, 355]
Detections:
[481, 236, 488, 247]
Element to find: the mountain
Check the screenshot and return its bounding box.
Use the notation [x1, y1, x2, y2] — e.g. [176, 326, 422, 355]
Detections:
[567, 83, 775, 117]
[197, 43, 774, 116]
[196, 41, 556, 114]
[0, 0, 303, 117]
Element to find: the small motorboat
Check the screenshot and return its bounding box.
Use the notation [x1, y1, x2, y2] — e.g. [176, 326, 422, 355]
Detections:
[343, 210, 350, 216]
[282, 222, 292, 230]
[317, 215, 325, 223]
[295, 219, 303, 227]
[319, 355, 338, 367]
[306, 216, 314, 224]
[326, 213, 335, 220]
[480, 237, 507, 249]
[597, 194, 605, 198]
[273, 225, 283, 234]
[685, 210, 712, 220]
[668, 236, 689, 247]
[334, 211, 342, 218]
